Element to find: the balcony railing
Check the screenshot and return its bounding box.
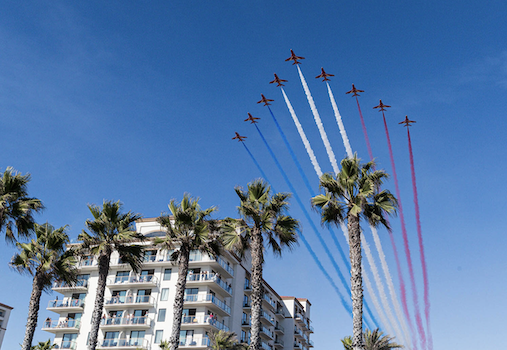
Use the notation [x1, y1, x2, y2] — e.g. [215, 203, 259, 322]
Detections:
[107, 275, 158, 285]
[308, 339, 314, 347]
[78, 257, 96, 267]
[100, 316, 151, 327]
[183, 294, 231, 314]
[42, 319, 80, 330]
[263, 294, 276, 309]
[181, 315, 229, 331]
[214, 256, 234, 276]
[275, 324, 284, 333]
[275, 339, 284, 346]
[98, 338, 149, 348]
[56, 341, 77, 349]
[261, 341, 272, 350]
[179, 337, 210, 347]
[186, 273, 232, 294]
[261, 326, 274, 338]
[52, 280, 88, 289]
[47, 299, 84, 309]
[261, 309, 275, 324]
[104, 295, 154, 306]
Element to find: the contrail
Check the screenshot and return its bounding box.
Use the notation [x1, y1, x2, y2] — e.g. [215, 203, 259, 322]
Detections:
[381, 110, 426, 350]
[253, 122, 378, 329]
[326, 82, 353, 158]
[407, 126, 432, 350]
[297, 65, 340, 174]
[242, 142, 271, 184]
[281, 88, 323, 177]
[351, 91, 414, 348]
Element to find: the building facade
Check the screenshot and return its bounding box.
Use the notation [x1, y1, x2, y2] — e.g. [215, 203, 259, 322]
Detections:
[0, 303, 13, 349]
[43, 218, 313, 350]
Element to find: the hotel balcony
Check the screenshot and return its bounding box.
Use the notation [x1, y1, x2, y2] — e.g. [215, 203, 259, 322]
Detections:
[103, 295, 155, 309]
[183, 294, 231, 316]
[308, 340, 314, 348]
[181, 315, 230, 332]
[242, 302, 251, 311]
[99, 316, 152, 330]
[293, 343, 301, 349]
[186, 273, 232, 296]
[47, 299, 84, 313]
[262, 295, 276, 310]
[241, 319, 251, 330]
[77, 257, 97, 270]
[260, 326, 274, 340]
[261, 341, 272, 350]
[106, 275, 158, 288]
[96, 338, 149, 349]
[274, 339, 284, 349]
[54, 340, 77, 349]
[274, 324, 284, 335]
[260, 309, 275, 326]
[308, 324, 314, 333]
[41, 320, 80, 333]
[274, 308, 285, 318]
[52, 280, 88, 293]
[187, 253, 234, 278]
[179, 336, 210, 349]
[294, 327, 304, 340]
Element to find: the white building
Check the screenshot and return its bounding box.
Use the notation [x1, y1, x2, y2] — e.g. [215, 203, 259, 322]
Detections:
[43, 218, 313, 350]
[0, 303, 13, 349]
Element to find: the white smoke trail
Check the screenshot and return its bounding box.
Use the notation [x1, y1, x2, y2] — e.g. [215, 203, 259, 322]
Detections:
[326, 82, 353, 159]
[361, 232, 407, 346]
[281, 88, 323, 178]
[371, 226, 412, 349]
[297, 65, 340, 174]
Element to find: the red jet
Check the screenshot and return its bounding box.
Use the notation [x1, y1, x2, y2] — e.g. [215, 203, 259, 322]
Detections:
[244, 113, 260, 124]
[232, 132, 247, 142]
[345, 84, 364, 97]
[269, 74, 288, 87]
[399, 116, 416, 127]
[373, 99, 391, 112]
[257, 94, 274, 106]
[285, 49, 305, 65]
[315, 68, 334, 81]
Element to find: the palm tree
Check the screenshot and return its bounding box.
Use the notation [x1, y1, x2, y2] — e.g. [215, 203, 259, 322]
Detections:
[10, 223, 76, 350]
[78, 200, 144, 350]
[312, 155, 397, 350]
[222, 180, 299, 350]
[342, 329, 403, 350]
[30, 339, 56, 350]
[0, 167, 44, 242]
[159, 340, 170, 349]
[156, 194, 221, 350]
[208, 330, 247, 350]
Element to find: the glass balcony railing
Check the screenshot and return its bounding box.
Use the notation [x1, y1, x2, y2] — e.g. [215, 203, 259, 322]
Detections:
[261, 341, 272, 350]
[261, 326, 274, 338]
[275, 339, 284, 346]
[179, 337, 210, 347]
[186, 273, 232, 294]
[78, 257, 96, 267]
[48, 299, 84, 309]
[261, 309, 275, 324]
[99, 338, 149, 348]
[263, 295, 276, 309]
[100, 316, 150, 326]
[183, 294, 231, 314]
[107, 275, 158, 285]
[214, 256, 234, 276]
[57, 340, 77, 349]
[42, 319, 80, 330]
[104, 295, 154, 306]
[52, 280, 88, 289]
[181, 315, 229, 331]
[275, 324, 284, 333]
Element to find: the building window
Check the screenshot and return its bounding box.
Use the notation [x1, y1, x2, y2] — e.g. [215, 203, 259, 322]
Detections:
[160, 288, 169, 301]
[243, 295, 249, 307]
[130, 330, 145, 346]
[0, 310, 4, 317]
[155, 330, 163, 344]
[163, 269, 172, 281]
[158, 309, 166, 322]
[115, 271, 129, 283]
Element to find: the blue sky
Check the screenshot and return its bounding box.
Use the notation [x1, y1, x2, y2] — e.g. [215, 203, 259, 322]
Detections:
[1, 1, 506, 349]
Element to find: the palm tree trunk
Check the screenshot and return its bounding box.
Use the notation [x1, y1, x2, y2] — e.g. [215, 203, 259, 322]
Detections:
[89, 251, 111, 350]
[249, 227, 263, 350]
[21, 272, 44, 350]
[170, 246, 190, 350]
[348, 214, 364, 350]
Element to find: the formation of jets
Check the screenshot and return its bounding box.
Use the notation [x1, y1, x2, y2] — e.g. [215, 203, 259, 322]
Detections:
[373, 99, 391, 112]
[232, 132, 247, 142]
[244, 113, 260, 124]
[399, 116, 416, 127]
[315, 67, 334, 81]
[285, 49, 305, 65]
[269, 74, 288, 87]
[257, 94, 274, 106]
[346, 84, 364, 97]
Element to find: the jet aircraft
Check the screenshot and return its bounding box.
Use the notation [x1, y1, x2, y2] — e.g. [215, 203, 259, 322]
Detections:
[269, 74, 288, 87]
[373, 99, 391, 112]
[315, 68, 334, 81]
[285, 49, 305, 65]
[399, 116, 416, 127]
[345, 84, 364, 97]
[257, 94, 274, 106]
[244, 113, 260, 124]
[232, 132, 247, 142]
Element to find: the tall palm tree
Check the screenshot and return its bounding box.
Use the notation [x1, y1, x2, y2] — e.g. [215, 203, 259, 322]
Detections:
[222, 180, 299, 350]
[208, 330, 247, 350]
[156, 194, 221, 350]
[0, 167, 44, 242]
[78, 200, 144, 350]
[10, 223, 76, 350]
[312, 155, 397, 350]
[342, 329, 403, 350]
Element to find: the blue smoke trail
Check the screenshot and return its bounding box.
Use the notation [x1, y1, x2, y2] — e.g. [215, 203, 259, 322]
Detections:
[242, 142, 271, 184]
[267, 106, 351, 271]
[253, 123, 380, 328]
[262, 109, 378, 329]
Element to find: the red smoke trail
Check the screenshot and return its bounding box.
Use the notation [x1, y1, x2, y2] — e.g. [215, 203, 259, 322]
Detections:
[407, 127, 433, 350]
[382, 112, 426, 350]
[356, 96, 374, 162]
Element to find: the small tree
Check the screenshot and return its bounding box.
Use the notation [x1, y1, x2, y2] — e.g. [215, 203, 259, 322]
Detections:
[30, 339, 56, 350]
[208, 330, 247, 350]
[342, 329, 403, 350]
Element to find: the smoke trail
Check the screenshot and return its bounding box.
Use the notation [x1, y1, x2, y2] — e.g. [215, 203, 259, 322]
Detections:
[242, 142, 271, 184]
[382, 112, 426, 350]
[266, 104, 351, 272]
[407, 127, 432, 350]
[326, 82, 353, 158]
[352, 93, 415, 348]
[281, 88, 323, 177]
[253, 123, 379, 330]
[361, 232, 406, 345]
[297, 65, 340, 174]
